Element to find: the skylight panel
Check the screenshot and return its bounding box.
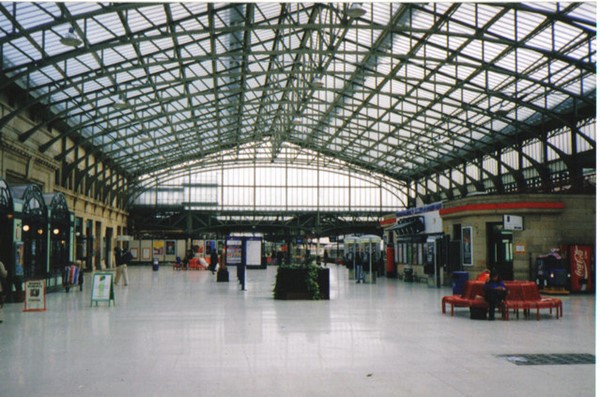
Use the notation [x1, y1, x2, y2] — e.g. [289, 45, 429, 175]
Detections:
[129, 6, 166, 32]
[4, 40, 37, 68]
[482, 41, 507, 63]
[474, 3, 501, 29]
[487, 10, 517, 41]
[553, 21, 584, 50]
[17, 3, 59, 29]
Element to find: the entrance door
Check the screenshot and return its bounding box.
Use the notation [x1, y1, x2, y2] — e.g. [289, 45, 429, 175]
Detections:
[487, 223, 514, 280]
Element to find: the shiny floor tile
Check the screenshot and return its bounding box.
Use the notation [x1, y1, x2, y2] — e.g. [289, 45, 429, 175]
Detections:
[0, 265, 595, 397]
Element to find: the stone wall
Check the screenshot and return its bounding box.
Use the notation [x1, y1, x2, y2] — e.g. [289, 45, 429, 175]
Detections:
[441, 194, 596, 280]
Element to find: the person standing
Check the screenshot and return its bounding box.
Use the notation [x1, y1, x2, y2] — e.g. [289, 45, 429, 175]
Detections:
[77, 260, 84, 291]
[114, 247, 130, 286]
[209, 249, 219, 274]
[121, 248, 132, 286]
[0, 260, 8, 323]
[114, 246, 123, 284]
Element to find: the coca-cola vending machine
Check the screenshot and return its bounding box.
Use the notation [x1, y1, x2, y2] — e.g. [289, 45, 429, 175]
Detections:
[567, 245, 594, 292]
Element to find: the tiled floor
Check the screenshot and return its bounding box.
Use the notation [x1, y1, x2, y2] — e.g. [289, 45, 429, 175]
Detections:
[0, 265, 595, 397]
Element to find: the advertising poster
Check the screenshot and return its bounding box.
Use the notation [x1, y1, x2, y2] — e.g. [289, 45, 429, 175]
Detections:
[153, 240, 165, 256]
[226, 239, 242, 265]
[14, 241, 24, 276]
[462, 226, 473, 266]
[166, 240, 176, 255]
[91, 273, 115, 306]
[24, 280, 46, 312]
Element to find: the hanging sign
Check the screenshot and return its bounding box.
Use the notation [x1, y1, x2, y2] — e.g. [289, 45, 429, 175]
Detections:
[24, 280, 46, 312]
[90, 272, 115, 306]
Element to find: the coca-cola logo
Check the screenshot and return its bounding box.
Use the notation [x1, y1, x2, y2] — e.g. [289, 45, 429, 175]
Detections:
[573, 246, 588, 279]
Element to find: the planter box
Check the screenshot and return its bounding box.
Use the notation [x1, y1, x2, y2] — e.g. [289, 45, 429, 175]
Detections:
[274, 266, 330, 300]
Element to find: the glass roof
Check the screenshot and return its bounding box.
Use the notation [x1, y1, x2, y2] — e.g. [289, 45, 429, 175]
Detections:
[0, 2, 596, 191]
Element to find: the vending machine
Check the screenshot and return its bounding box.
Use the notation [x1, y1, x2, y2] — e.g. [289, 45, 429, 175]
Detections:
[567, 244, 594, 292]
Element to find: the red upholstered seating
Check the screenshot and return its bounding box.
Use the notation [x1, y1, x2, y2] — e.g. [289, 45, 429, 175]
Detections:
[442, 280, 563, 321]
[502, 281, 530, 320]
[519, 281, 562, 320]
[442, 281, 488, 316]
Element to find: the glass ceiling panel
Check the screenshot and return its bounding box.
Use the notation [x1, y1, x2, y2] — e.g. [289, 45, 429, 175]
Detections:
[0, 1, 593, 194]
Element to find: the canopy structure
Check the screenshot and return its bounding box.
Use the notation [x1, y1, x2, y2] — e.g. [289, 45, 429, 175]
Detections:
[0, 2, 595, 208]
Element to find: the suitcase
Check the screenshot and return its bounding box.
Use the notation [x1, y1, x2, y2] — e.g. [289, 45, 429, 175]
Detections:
[217, 269, 229, 282]
[470, 306, 487, 320]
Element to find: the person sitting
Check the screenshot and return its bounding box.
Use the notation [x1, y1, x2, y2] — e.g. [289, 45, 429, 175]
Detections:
[484, 268, 507, 320]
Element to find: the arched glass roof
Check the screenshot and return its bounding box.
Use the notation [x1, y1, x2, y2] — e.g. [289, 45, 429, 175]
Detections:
[0, 2, 596, 202]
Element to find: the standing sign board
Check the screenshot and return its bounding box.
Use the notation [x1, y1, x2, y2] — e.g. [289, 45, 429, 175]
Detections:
[24, 280, 46, 312]
[90, 272, 115, 306]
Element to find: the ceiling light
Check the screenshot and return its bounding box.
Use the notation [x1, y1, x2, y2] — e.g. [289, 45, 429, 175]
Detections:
[60, 27, 82, 47]
[348, 3, 367, 18]
[313, 76, 324, 88]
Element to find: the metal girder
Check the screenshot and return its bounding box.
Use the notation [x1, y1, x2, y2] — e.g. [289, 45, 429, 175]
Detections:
[0, 2, 594, 210]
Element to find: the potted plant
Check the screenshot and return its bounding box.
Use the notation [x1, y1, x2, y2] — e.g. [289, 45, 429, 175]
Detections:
[273, 264, 329, 300]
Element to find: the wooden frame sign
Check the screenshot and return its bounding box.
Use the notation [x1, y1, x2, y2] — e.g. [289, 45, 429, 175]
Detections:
[90, 272, 115, 306]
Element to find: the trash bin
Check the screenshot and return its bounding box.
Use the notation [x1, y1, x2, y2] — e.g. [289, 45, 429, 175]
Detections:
[452, 271, 469, 295]
[403, 268, 414, 282]
[153, 257, 160, 271]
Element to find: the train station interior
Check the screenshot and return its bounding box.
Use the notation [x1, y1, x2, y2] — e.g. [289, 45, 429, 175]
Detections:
[0, 2, 596, 396]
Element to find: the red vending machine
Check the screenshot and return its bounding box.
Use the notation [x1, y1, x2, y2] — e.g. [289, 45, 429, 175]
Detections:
[568, 245, 594, 292]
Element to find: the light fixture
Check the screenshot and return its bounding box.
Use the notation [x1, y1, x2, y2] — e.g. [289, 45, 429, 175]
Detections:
[23, 224, 30, 232]
[60, 27, 82, 47]
[313, 76, 324, 88]
[348, 3, 367, 18]
[37, 228, 44, 235]
[53, 228, 60, 235]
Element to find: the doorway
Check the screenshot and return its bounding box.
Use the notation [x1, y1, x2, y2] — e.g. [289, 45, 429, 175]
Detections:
[486, 222, 514, 280]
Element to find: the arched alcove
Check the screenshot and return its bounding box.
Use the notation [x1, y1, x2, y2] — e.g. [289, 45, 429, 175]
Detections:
[44, 193, 71, 284]
[11, 185, 48, 280]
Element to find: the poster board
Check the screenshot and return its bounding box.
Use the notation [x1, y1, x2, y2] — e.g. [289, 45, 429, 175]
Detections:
[461, 226, 473, 266]
[245, 238, 262, 267]
[24, 280, 46, 312]
[90, 272, 115, 306]
[226, 238, 242, 265]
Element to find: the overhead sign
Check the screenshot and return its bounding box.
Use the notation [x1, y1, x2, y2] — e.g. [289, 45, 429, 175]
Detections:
[503, 215, 523, 231]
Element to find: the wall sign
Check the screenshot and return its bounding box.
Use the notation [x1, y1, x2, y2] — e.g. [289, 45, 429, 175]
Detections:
[503, 214, 524, 231]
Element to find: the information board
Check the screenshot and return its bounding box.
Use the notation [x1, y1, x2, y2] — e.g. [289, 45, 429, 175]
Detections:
[245, 238, 262, 266]
[90, 272, 115, 306]
[226, 238, 242, 265]
[503, 214, 524, 231]
[24, 280, 46, 312]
